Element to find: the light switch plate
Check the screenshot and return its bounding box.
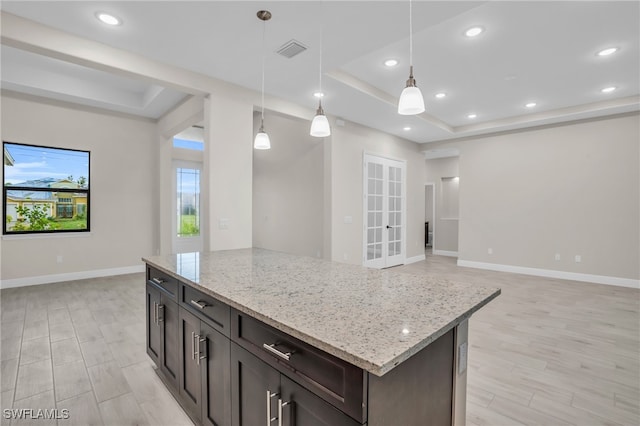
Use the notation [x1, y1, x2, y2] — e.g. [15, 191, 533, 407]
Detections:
[219, 219, 230, 230]
[344, 216, 353, 224]
[458, 342, 468, 374]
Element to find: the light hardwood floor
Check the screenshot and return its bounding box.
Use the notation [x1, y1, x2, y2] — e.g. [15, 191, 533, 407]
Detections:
[1, 254, 638, 425]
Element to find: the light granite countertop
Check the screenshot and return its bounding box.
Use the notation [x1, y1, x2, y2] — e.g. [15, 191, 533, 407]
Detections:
[142, 248, 500, 376]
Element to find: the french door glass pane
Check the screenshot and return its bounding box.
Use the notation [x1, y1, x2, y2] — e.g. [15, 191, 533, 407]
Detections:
[177, 168, 200, 237]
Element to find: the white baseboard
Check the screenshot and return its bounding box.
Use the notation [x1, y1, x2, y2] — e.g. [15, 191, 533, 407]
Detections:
[457, 260, 639, 289]
[433, 250, 459, 257]
[405, 254, 426, 264]
[0, 265, 145, 289]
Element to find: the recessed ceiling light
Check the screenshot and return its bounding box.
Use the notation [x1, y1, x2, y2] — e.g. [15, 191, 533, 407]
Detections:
[435, 92, 446, 99]
[465, 26, 484, 37]
[525, 102, 537, 108]
[96, 12, 121, 26]
[601, 86, 616, 93]
[467, 113, 477, 119]
[384, 59, 398, 67]
[313, 92, 324, 98]
[597, 47, 618, 57]
[403, 126, 411, 131]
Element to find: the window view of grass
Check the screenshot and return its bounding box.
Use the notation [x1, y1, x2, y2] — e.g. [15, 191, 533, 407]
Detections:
[179, 214, 199, 236]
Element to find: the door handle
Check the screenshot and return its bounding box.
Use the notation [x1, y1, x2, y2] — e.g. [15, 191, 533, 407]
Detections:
[278, 399, 291, 426]
[157, 305, 164, 323]
[191, 331, 197, 360]
[266, 390, 279, 425]
[195, 334, 206, 365]
[386, 225, 392, 229]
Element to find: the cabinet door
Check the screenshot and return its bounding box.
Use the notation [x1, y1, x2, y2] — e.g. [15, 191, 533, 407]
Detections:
[201, 323, 231, 426]
[146, 284, 161, 365]
[280, 376, 360, 426]
[231, 344, 280, 426]
[179, 307, 202, 421]
[159, 294, 179, 390]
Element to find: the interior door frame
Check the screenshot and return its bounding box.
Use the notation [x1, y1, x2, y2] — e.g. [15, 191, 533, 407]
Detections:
[362, 152, 407, 268]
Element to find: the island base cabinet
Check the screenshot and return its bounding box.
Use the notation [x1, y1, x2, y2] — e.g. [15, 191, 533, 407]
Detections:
[178, 307, 232, 426]
[146, 283, 179, 390]
[367, 328, 454, 426]
[231, 343, 359, 426]
[179, 308, 202, 420]
[201, 321, 231, 426]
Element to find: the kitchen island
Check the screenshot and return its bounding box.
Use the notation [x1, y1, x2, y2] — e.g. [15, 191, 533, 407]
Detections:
[143, 249, 500, 426]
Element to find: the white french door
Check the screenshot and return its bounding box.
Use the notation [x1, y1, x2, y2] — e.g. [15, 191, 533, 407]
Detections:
[363, 154, 406, 269]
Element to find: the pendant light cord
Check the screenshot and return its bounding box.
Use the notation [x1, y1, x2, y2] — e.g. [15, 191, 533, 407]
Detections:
[409, 0, 413, 69]
[319, 2, 323, 95]
[261, 18, 266, 123]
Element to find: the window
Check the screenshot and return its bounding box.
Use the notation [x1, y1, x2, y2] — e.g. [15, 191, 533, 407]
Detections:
[3, 142, 90, 234]
[176, 167, 200, 237]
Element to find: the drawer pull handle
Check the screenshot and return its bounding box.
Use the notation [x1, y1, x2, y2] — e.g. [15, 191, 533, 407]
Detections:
[151, 277, 165, 285]
[190, 300, 209, 310]
[263, 343, 293, 361]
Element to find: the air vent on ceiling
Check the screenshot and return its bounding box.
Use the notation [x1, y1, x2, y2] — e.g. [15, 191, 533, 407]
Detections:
[276, 39, 307, 58]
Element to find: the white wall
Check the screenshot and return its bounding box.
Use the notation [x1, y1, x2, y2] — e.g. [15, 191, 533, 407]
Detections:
[1, 93, 156, 284]
[204, 94, 253, 251]
[430, 113, 639, 282]
[252, 112, 325, 258]
[425, 157, 460, 254]
[330, 121, 427, 264]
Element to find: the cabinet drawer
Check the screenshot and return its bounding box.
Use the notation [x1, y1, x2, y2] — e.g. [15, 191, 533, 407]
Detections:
[231, 309, 366, 423]
[181, 284, 230, 337]
[147, 266, 178, 301]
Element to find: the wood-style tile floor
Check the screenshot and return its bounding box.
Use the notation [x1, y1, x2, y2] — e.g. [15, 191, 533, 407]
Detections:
[1, 254, 638, 425]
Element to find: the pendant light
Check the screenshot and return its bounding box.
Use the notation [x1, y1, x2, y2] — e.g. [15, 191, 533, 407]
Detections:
[398, 0, 425, 115]
[310, 2, 331, 137]
[254, 10, 272, 150]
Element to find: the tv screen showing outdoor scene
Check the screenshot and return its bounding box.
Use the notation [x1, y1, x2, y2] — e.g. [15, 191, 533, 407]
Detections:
[3, 142, 90, 234]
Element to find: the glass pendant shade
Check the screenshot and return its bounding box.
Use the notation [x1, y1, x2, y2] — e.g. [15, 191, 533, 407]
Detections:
[398, 80, 425, 115]
[310, 102, 331, 137]
[254, 125, 271, 150]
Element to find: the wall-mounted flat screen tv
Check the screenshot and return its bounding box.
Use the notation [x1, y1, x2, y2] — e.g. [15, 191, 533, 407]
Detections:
[3, 142, 90, 234]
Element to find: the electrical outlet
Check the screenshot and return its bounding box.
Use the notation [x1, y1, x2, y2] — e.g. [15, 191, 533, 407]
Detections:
[575, 255, 582, 263]
[555, 253, 561, 261]
[344, 216, 353, 224]
[487, 248, 493, 255]
[56, 255, 63, 263]
[458, 342, 468, 374]
[218, 219, 230, 230]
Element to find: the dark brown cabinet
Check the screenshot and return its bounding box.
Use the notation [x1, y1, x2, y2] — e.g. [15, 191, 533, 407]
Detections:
[231, 344, 358, 426]
[146, 280, 179, 390]
[178, 306, 231, 426]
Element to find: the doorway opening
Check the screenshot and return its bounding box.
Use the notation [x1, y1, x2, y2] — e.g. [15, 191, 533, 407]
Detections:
[424, 183, 435, 256]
